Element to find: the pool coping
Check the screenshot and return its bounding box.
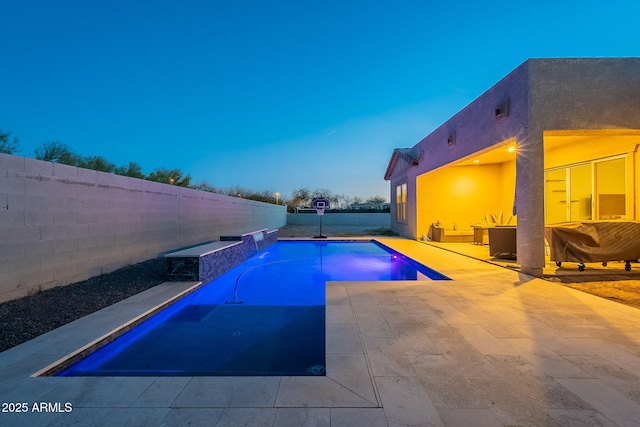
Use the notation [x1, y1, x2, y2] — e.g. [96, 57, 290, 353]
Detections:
[32, 281, 206, 377]
[164, 242, 242, 258]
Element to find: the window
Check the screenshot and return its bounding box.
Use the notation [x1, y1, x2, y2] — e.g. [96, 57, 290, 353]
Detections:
[395, 183, 407, 221]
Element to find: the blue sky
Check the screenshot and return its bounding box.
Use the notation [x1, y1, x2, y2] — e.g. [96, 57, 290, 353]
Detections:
[2, 0, 639, 201]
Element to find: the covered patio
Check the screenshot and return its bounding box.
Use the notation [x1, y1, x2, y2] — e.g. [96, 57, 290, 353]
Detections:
[415, 128, 640, 272]
[386, 58, 640, 277]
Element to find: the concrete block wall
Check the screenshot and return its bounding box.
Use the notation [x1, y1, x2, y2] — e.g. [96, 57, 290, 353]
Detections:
[0, 153, 286, 302]
[287, 213, 390, 227]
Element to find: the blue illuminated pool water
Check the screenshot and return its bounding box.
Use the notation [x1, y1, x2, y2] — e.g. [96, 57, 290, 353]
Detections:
[57, 241, 449, 377]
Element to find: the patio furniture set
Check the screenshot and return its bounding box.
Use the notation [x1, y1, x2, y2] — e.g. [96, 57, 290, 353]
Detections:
[430, 219, 640, 270]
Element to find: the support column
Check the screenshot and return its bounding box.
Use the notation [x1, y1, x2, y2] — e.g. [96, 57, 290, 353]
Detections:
[515, 128, 546, 277]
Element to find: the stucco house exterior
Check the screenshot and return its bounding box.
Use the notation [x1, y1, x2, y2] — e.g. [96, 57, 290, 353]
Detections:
[384, 58, 640, 277]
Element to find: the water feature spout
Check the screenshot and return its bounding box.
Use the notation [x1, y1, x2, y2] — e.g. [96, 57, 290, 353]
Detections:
[251, 231, 264, 253]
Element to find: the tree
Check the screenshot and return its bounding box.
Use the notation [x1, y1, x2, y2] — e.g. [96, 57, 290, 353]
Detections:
[327, 193, 340, 208]
[222, 186, 276, 203]
[190, 181, 217, 193]
[366, 196, 387, 204]
[191, 181, 282, 204]
[225, 185, 249, 198]
[115, 162, 146, 179]
[288, 188, 312, 209]
[0, 129, 20, 154]
[147, 167, 191, 187]
[34, 141, 80, 165]
[338, 195, 353, 209]
[287, 187, 344, 212]
[311, 188, 333, 199]
[80, 156, 116, 173]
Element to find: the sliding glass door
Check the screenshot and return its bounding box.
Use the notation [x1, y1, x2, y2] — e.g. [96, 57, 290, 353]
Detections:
[544, 156, 626, 223]
[594, 157, 626, 220]
[569, 164, 592, 221]
[545, 168, 569, 224]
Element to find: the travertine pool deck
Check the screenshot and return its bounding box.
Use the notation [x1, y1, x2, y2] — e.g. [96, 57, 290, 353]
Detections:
[1, 237, 640, 426]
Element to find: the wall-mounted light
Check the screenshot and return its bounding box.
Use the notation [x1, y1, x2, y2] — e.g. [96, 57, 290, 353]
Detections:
[507, 146, 516, 153]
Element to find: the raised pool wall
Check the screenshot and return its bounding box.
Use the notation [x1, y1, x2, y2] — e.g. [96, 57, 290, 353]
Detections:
[165, 229, 278, 282]
[0, 153, 286, 302]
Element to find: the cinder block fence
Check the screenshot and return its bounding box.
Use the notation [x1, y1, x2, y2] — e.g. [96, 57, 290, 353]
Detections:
[0, 153, 286, 302]
[286, 212, 390, 227]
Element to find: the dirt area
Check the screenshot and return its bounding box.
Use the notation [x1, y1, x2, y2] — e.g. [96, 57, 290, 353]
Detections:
[563, 281, 640, 309]
[545, 274, 640, 309]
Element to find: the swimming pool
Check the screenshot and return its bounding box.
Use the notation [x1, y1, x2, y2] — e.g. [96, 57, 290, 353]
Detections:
[55, 241, 449, 377]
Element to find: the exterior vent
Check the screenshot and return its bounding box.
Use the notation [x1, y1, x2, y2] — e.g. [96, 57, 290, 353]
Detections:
[447, 132, 456, 147]
[495, 98, 510, 121]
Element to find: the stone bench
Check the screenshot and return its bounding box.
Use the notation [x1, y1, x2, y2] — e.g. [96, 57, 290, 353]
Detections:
[164, 229, 278, 282]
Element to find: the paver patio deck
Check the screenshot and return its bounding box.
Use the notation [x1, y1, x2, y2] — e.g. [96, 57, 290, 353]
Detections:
[1, 237, 639, 426]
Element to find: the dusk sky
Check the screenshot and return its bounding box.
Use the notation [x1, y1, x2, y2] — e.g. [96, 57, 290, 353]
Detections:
[2, 1, 639, 201]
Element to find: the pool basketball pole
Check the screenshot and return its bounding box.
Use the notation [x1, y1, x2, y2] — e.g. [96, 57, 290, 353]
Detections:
[312, 197, 329, 239]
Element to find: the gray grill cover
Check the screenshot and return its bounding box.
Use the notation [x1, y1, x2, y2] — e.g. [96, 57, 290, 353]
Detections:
[545, 221, 640, 263]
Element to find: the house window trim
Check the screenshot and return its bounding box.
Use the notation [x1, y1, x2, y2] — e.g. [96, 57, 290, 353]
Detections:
[395, 182, 407, 222]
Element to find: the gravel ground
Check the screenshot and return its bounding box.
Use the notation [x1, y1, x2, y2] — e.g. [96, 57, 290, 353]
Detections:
[0, 258, 166, 353]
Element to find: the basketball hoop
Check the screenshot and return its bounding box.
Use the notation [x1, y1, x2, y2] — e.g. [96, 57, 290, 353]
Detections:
[313, 199, 328, 215]
[312, 197, 330, 238]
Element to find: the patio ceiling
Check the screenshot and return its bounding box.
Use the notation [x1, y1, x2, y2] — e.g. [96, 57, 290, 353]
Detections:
[544, 129, 640, 151]
[452, 139, 517, 167]
[448, 129, 640, 169]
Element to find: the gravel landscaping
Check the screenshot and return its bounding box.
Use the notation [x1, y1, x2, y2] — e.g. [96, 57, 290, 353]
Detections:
[0, 258, 166, 352]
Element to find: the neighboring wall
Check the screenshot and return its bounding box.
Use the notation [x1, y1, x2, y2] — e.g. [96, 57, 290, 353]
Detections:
[287, 213, 390, 227]
[0, 153, 286, 302]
